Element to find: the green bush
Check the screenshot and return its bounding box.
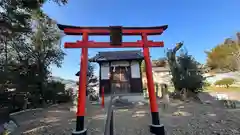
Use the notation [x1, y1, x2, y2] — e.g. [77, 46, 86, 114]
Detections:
[203, 81, 211, 87]
[55, 93, 72, 103]
[214, 78, 235, 88]
[44, 81, 72, 104]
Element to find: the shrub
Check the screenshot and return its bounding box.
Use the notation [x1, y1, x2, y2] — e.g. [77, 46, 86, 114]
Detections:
[55, 93, 72, 103]
[214, 78, 235, 88]
[44, 81, 73, 103]
[89, 94, 99, 101]
[203, 81, 211, 87]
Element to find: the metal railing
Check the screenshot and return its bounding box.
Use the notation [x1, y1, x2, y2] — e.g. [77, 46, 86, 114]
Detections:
[104, 94, 117, 135]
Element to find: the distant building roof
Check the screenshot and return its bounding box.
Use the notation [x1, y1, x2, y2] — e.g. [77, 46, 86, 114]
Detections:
[89, 50, 144, 62]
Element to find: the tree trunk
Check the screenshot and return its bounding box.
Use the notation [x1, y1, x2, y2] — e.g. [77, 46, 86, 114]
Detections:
[37, 60, 46, 107]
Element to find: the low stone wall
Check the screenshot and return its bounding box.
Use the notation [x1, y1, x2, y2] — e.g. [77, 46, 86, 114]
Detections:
[206, 72, 240, 85]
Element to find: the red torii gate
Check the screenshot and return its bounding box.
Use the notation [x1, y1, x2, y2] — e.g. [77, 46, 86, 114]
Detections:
[57, 24, 168, 135]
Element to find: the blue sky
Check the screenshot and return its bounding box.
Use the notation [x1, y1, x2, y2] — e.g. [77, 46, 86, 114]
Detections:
[42, 0, 240, 80]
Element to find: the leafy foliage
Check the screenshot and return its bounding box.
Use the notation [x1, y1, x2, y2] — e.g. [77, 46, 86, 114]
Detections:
[176, 53, 204, 93]
[0, 1, 69, 112]
[0, 0, 67, 42]
[167, 43, 204, 94]
[19, 10, 65, 104]
[203, 81, 211, 87]
[206, 33, 240, 71]
[86, 63, 98, 96]
[214, 78, 235, 88]
[76, 62, 98, 97]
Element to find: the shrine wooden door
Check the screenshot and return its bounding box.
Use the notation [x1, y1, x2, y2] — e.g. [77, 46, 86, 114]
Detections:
[110, 66, 131, 94]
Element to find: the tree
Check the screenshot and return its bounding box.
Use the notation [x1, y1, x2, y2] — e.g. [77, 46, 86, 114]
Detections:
[0, 35, 26, 93]
[28, 10, 65, 104]
[76, 62, 98, 97]
[0, 0, 68, 42]
[176, 52, 204, 93]
[0, 10, 65, 106]
[0, 1, 68, 111]
[86, 63, 98, 96]
[205, 43, 238, 71]
[206, 32, 240, 71]
[167, 42, 183, 92]
[167, 43, 204, 100]
[44, 80, 72, 104]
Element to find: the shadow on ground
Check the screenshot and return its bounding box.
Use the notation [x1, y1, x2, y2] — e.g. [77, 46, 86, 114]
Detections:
[11, 103, 76, 135]
[10, 93, 240, 135]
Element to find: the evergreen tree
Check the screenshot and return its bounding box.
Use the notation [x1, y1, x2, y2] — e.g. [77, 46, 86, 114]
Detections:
[167, 43, 204, 99]
[86, 63, 98, 96]
[177, 52, 204, 93]
[76, 62, 98, 97]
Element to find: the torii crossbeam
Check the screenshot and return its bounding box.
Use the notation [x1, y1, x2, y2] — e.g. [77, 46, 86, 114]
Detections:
[57, 24, 168, 135]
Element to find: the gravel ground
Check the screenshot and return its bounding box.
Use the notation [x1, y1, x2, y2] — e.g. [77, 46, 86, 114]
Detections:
[11, 98, 240, 135]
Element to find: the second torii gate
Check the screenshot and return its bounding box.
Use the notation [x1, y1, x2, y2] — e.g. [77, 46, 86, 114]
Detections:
[57, 24, 168, 135]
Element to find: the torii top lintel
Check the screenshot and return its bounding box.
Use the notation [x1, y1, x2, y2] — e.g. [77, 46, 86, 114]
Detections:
[57, 24, 168, 48]
[57, 24, 168, 36]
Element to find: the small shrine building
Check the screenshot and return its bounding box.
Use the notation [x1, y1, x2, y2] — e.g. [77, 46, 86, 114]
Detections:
[77, 50, 144, 95]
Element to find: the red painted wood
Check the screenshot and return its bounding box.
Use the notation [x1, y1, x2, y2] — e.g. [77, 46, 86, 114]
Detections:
[77, 33, 88, 116]
[64, 28, 164, 35]
[101, 86, 105, 108]
[142, 33, 159, 113]
[64, 41, 164, 48]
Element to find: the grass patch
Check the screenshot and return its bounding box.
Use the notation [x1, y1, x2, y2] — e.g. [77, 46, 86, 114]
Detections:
[168, 87, 175, 93]
[204, 86, 240, 92]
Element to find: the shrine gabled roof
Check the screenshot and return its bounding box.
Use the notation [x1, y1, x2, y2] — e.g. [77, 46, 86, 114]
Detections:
[89, 50, 144, 62]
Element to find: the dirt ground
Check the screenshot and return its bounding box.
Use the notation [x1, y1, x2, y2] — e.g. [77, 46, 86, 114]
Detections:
[11, 95, 240, 135]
